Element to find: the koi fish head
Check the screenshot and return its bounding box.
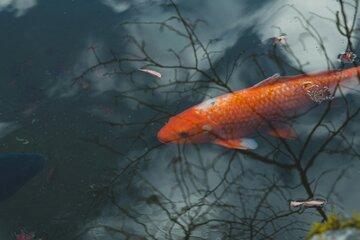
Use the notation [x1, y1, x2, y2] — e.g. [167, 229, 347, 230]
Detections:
[157, 108, 212, 144]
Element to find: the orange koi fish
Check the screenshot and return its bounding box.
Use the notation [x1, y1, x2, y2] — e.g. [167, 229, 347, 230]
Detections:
[157, 67, 360, 150]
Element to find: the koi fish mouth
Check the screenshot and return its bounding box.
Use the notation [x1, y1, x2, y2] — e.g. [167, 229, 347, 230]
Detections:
[157, 125, 176, 143]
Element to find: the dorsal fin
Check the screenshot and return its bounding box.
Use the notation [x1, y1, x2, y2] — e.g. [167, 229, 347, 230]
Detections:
[252, 73, 281, 88]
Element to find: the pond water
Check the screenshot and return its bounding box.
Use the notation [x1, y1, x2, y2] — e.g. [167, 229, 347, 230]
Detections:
[0, 0, 360, 239]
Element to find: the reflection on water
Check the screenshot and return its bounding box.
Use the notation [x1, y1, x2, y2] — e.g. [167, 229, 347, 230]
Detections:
[0, 0, 360, 239]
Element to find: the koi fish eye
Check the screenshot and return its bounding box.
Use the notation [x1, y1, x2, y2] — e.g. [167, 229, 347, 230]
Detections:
[179, 131, 189, 138]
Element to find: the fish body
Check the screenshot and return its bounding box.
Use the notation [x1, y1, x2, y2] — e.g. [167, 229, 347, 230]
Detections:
[0, 153, 45, 202]
[157, 67, 360, 149]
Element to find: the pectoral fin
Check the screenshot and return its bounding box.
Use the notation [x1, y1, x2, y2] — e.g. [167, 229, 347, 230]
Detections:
[266, 122, 297, 139]
[213, 138, 258, 150]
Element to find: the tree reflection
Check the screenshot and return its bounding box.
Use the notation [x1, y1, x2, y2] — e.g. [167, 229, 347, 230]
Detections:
[74, 1, 360, 239]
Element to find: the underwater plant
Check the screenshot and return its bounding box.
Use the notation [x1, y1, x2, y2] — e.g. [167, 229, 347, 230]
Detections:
[307, 214, 360, 239]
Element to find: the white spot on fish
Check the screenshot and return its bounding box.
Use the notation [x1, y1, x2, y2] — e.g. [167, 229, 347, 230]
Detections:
[202, 124, 212, 131]
[195, 98, 217, 111]
[219, 94, 232, 102]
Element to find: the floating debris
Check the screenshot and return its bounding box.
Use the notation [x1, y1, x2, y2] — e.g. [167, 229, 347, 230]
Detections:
[303, 82, 334, 103]
[272, 33, 287, 46]
[337, 51, 359, 64]
[290, 198, 327, 208]
[138, 68, 162, 78]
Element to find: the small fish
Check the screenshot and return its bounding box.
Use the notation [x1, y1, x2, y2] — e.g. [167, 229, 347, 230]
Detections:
[158, 66, 360, 150]
[289, 198, 327, 208]
[337, 51, 359, 64]
[138, 68, 162, 78]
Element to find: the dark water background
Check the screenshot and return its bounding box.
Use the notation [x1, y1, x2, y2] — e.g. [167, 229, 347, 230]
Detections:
[0, 0, 359, 239]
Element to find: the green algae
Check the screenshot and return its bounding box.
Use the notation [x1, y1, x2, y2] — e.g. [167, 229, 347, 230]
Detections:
[307, 214, 360, 239]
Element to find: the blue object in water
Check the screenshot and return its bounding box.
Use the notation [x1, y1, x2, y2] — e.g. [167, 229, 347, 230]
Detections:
[0, 153, 45, 202]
